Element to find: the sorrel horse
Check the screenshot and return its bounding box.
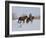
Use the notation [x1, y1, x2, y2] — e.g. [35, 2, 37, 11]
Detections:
[18, 16, 28, 23]
[26, 16, 34, 23]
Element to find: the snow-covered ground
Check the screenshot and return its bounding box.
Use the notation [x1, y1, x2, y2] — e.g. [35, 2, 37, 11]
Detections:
[12, 19, 40, 31]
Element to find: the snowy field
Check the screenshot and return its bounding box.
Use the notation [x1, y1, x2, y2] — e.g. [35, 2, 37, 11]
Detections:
[12, 19, 40, 31]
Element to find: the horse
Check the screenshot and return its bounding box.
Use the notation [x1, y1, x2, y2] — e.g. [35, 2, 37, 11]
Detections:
[18, 16, 28, 23]
[26, 16, 34, 23]
[18, 13, 34, 23]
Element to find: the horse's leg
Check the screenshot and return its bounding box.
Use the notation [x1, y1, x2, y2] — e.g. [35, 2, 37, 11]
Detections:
[31, 19, 32, 22]
[30, 19, 33, 23]
[26, 19, 29, 23]
[18, 20, 19, 23]
[18, 20, 21, 23]
[23, 20, 25, 23]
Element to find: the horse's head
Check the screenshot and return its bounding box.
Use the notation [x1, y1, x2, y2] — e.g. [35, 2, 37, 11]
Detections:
[24, 16, 28, 19]
[32, 16, 34, 19]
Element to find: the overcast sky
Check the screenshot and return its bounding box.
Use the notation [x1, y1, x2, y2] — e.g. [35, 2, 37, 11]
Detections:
[12, 6, 40, 17]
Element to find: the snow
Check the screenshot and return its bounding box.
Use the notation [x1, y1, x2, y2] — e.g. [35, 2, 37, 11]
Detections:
[12, 19, 40, 31]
